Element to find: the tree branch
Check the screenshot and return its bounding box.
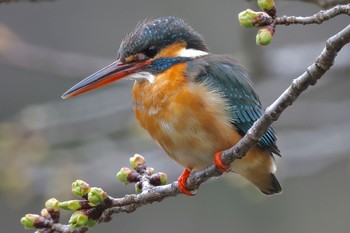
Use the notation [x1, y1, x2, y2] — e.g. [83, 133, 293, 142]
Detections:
[275, 3, 350, 25]
[288, 0, 350, 9]
[242, 4, 350, 28]
[247, 0, 350, 9]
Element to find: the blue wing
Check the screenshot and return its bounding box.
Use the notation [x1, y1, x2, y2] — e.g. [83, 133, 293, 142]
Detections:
[188, 55, 281, 156]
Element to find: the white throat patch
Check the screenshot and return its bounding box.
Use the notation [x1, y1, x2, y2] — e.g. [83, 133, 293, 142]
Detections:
[127, 71, 155, 83]
[178, 48, 209, 58]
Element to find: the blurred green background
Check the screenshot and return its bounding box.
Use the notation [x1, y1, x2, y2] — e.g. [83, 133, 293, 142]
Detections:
[0, 1, 350, 232]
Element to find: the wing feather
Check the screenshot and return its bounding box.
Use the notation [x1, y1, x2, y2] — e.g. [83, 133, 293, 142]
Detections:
[188, 55, 281, 156]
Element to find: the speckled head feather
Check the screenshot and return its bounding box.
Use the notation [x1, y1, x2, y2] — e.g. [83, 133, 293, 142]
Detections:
[118, 16, 209, 62]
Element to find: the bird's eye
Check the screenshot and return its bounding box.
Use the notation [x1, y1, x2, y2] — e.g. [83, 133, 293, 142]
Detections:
[144, 46, 159, 58]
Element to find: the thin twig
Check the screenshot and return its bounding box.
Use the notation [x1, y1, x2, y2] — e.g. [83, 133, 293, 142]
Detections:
[288, 0, 350, 9]
[275, 4, 350, 25]
[247, 0, 350, 9]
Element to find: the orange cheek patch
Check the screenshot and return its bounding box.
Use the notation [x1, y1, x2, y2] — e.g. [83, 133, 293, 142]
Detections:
[156, 41, 187, 58]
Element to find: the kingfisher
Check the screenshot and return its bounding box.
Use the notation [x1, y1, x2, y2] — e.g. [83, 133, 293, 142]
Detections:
[62, 16, 282, 196]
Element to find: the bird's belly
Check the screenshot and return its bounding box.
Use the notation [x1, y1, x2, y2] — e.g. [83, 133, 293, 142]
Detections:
[133, 80, 242, 170]
[154, 119, 229, 170]
[140, 110, 237, 170]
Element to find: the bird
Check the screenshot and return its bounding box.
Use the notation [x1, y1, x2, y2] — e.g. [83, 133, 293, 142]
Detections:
[62, 16, 282, 196]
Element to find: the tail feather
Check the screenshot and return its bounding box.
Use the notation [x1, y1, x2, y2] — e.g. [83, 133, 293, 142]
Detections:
[231, 147, 282, 195]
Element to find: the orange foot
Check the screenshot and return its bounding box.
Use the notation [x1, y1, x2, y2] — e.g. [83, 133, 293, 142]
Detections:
[177, 169, 196, 196]
[214, 151, 230, 172]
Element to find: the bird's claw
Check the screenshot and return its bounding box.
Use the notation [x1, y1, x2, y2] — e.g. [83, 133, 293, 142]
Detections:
[177, 169, 196, 196]
[214, 151, 231, 172]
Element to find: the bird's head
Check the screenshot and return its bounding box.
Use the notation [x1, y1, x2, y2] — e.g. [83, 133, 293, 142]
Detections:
[61, 16, 209, 99]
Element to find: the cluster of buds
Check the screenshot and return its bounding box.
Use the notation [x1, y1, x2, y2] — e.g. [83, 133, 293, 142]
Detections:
[67, 180, 109, 228]
[21, 180, 110, 231]
[116, 154, 167, 193]
[238, 0, 276, 46]
[20, 198, 60, 230]
[21, 214, 48, 230]
[21, 154, 167, 232]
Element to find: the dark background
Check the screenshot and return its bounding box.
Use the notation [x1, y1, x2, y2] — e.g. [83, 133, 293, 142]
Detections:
[0, 1, 350, 232]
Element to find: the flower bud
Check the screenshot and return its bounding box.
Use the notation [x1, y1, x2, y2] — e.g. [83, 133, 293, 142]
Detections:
[256, 27, 274, 46]
[45, 198, 60, 211]
[239, 9, 258, 28]
[129, 154, 146, 169]
[40, 209, 50, 218]
[158, 172, 167, 185]
[88, 187, 107, 206]
[238, 9, 271, 28]
[116, 167, 133, 184]
[258, 0, 275, 11]
[21, 214, 40, 229]
[72, 180, 90, 198]
[150, 172, 168, 186]
[87, 219, 97, 228]
[59, 200, 88, 211]
[69, 211, 89, 228]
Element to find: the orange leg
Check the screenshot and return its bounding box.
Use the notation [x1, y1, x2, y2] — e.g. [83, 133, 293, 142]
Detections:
[177, 169, 195, 196]
[214, 151, 230, 172]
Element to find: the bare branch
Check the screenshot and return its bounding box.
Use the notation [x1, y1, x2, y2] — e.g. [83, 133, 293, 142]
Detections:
[247, 0, 350, 9]
[275, 4, 350, 25]
[246, 4, 350, 28]
[287, 0, 350, 9]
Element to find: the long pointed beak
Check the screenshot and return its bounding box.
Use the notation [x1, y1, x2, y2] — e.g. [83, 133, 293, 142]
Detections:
[61, 59, 151, 99]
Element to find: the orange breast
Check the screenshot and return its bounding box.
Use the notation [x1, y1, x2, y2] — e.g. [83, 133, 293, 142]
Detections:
[132, 63, 242, 170]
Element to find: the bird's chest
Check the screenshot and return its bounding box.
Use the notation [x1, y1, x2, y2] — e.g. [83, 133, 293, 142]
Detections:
[131, 66, 239, 170]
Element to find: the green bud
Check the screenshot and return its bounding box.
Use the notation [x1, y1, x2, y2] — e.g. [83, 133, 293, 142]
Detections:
[238, 9, 271, 28]
[45, 198, 60, 211]
[238, 9, 259, 28]
[60, 200, 83, 211]
[158, 172, 168, 185]
[129, 154, 146, 168]
[21, 214, 40, 229]
[258, 0, 275, 11]
[69, 211, 88, 228]
[72, 180, 90, 198]
[88, 187, 107, 206]
[87, 219, 97, 228]
[256, 27, 274, 46]
[116, 167, 133, 184]
[149, 172, 168, 186]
